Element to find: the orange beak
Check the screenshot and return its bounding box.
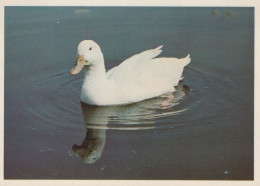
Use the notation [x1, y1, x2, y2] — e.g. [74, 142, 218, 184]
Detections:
[70, 55, 87, 75]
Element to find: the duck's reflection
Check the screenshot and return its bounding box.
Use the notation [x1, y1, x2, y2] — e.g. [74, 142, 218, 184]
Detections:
[72, 82, 190, 163]
[72, 104, 108, 164]
[72, 127, 106, 164]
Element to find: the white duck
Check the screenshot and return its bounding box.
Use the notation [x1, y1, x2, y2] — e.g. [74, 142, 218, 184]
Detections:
[70, 40, 191, 106]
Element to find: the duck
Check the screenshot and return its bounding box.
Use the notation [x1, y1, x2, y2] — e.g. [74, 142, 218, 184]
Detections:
[70, 40, 191, 106]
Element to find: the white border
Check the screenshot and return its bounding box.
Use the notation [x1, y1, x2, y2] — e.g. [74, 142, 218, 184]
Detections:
[0, 0, 258, 186]
[1, 0, 256, 7]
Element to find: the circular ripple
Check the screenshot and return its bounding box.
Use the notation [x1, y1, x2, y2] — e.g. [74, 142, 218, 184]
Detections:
[26, 65, 234, 131]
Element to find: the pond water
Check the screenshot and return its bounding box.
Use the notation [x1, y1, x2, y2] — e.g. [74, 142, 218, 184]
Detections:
[4, 7, 254, 179]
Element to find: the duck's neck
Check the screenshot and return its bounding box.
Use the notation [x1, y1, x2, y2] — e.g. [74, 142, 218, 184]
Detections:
[81, 59, 110, 105]
[85, 61, 107, 80]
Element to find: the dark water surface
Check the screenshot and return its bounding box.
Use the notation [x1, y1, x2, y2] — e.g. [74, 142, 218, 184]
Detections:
[4, 7, 254, 179]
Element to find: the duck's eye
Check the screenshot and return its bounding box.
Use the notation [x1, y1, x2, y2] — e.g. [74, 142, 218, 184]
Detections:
[89, 47, 92, 51]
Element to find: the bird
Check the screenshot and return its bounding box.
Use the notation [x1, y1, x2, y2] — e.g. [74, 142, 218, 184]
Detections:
[70, 40, 191, 106]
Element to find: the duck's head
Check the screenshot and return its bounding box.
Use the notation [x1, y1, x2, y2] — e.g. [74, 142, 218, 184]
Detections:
[70, 40, 103, 75]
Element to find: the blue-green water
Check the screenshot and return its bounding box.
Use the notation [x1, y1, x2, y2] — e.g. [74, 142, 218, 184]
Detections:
[5, 7, 254, 179]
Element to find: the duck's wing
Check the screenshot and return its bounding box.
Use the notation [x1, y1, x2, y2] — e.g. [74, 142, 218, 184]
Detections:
[106, 45, 163, 79]
[106, 45, 191, 101]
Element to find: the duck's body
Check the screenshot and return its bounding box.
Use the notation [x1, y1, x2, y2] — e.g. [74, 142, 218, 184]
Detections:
[70, 40, 191, 106]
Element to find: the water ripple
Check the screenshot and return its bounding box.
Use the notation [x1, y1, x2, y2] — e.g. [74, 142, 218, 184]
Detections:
[26, 65, 234, 131]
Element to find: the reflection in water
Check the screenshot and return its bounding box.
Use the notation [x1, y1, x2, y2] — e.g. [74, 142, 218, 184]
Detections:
[72, 128, 106, 164]
[72, 82, 189, 163]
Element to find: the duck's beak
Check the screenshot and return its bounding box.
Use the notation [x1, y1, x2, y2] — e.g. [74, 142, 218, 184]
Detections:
[70, 55, 87, 75]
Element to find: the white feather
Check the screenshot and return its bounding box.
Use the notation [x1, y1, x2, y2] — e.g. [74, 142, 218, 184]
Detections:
[73, 40, 191, 106]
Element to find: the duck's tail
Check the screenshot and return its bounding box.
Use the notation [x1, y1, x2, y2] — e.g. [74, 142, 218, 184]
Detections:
[182, 54, 191, 67]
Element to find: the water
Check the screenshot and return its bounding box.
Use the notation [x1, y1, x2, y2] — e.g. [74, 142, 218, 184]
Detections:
[4, 7, 254, 179]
